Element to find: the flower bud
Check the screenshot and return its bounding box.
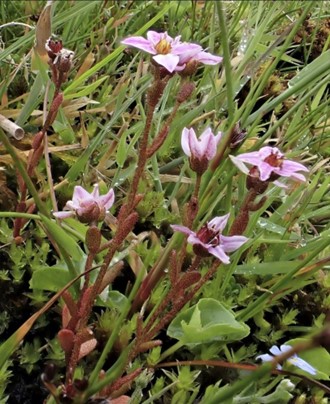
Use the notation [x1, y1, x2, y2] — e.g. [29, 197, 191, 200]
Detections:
[85, 225, 102, 254]
[181, 127, 222, 174]
[58, 329, 74, 353]
[45, 37, 63, 61]
[178, 60, 199, 77]
[177, 82, 195, 103]
[42, 363, 57, 383]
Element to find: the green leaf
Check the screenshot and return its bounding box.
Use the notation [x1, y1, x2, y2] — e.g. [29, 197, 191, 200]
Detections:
[106, 291, 129, 313]
[30, 266, 72, 292]
[15, 72, 45, 127]
[235, 261, 298, 275]
[116, 131, 128, 168]
[288, 50, 330, 89]
[52, 107, 76, 143]
[64, 76, 107, 100]
[167, 298, 250, 346]
[40, 215, 84, 261]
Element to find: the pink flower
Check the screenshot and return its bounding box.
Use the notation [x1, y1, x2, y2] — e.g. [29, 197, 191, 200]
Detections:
[54, 184, 115, 223]
[171, 214, 248, 264]
[122, 31, 222, 73]
[181, 127, 222, 173]
[230, 146, 309, 183]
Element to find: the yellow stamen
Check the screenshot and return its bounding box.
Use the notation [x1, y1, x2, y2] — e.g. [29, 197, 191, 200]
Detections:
[155, 39, 171, 54]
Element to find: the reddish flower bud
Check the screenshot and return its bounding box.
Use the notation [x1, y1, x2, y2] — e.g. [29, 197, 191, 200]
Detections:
[32, 131, 44, 150]
[177, 82, 195, 103]
[45, 37, 63, 61]
[58, 329, 75, 353]
[85, 225, 102, 254]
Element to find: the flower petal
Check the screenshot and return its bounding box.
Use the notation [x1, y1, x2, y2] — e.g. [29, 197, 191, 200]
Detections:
[53, 211, 75, 219]
[194, 51, 223, 65]
[220, 235, 248, 252]
[153, 54, 180, 72]
[229, 154, 250, 175]
[258, 162, 274, 181]
[287, 172, 307, 182]
[181, 127, 194, 157]
[208, 214, 230, 233]
[282, 159, 309, 172]
[278, 160, 309, 180]
[121, 36, 156, 54]
[258, 146, 280, 159]
[208, 245, 230, 264]
[256, 353, 274, 363]
[256, 353, 282, 370]
[98, 188, 115, 210]
[235, 151, 262, 166]
[287, 357, 316, 375]
[199, 127, 215, 159]
[171, 224, 194, 237]
[203, 131, 221, 161]
[273, 180, 288, 189]
[172, 42, 202, 55]
[72, 186, 92, 204]
[188, 128, 204, 159]
[269, 345, 282, 356]
[187, 234, 207, 247]
[65, 201, 78, 210]
[279, 345, 293, 354]
[91, 184, 100, 198]
[146, 30, 163, 45]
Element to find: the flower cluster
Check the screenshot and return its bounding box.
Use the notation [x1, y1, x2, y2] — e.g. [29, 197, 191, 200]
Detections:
[54, 184, 115, 224]
[122, 31, 222, 73]
[171, 214, 248, 264]
[257, 345, 316, 375]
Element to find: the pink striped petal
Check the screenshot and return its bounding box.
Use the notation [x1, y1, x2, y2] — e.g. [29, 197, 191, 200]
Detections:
[121, 36, 156, 54]
[181, 127, 194, 157]
[53, 211, 74, 219]
[153, 54, 180, 72]
[194, 51, 223, 65]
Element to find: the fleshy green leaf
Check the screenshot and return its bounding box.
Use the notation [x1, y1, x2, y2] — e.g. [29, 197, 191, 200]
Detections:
[40, 215, 84, 261]
[30, 266, 72, 292]
[167, 298, 250, 346]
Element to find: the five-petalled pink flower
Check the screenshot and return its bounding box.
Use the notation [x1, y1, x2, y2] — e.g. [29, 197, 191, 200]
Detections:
[182, 127, 222, 173]
[230, 146, 309, 184]
[122, 31, 222, 73]
[53, 184, 115, 224]
[171, 214, 248, 264]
